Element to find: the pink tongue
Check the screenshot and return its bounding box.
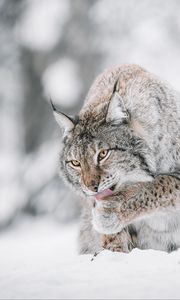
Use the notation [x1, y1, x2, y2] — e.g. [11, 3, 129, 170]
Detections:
[95, 188, 113, 200]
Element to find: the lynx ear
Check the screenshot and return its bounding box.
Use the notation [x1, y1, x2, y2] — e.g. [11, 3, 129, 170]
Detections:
[50, 100, 74, 136]
[106, 92, 129, 125]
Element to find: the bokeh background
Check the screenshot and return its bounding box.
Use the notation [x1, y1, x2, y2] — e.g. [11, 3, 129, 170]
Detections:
[1, 0, 180, 230]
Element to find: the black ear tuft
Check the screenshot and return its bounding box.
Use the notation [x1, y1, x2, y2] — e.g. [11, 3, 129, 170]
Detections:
[113, 78, 120, 93]
[106, 92, 129, 125]
[50, 98, 57, 112]
[50, 99, 75, 137]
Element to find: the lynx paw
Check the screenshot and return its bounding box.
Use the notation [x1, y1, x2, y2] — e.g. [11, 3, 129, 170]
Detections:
[92, 199, 125, 234]
[101, 230, 135, 253]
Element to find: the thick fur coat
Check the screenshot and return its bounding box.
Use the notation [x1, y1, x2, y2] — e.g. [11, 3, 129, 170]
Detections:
[53, 64, 180, 254]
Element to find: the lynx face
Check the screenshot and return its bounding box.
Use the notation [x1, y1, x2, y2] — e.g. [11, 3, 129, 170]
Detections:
[52, 91, 155, 234]
[57, 118, 154, 198]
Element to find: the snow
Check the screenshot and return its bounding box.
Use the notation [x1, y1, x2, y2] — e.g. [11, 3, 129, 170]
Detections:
[0, 184, 26, 225]
[0, 217, 180, 299]
[1, 1, 180, 298]
[17, 0, 70, 51]
[42, 58, 82, 108]
[23, 141, 59, 193]
[91, 0, 180, 92]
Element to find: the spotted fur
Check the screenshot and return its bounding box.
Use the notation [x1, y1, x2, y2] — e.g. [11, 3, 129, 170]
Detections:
[53, 64, 180, 254]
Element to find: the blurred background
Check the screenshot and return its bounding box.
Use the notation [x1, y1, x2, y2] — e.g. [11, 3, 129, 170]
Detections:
[1, 0, 180, 230]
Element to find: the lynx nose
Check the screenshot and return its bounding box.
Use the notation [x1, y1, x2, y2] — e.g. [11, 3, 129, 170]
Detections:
[82, 170, 100, 193]
[91, 185, 98, 193]
[88, 180, 98, 192]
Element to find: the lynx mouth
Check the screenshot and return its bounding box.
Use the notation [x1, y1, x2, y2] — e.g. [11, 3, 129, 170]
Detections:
[95, 185, 116, 201]
[109, 185, 116, 191]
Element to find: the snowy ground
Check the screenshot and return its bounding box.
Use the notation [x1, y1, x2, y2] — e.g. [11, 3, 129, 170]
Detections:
[0, 217, 180, 299]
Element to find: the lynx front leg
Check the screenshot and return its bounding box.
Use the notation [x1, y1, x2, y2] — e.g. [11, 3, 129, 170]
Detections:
[101, 227, 136, 253]
[92, 175, 180, 234]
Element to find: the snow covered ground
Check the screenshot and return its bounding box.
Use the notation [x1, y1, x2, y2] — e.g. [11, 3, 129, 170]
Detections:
[0, 217, 180, 299]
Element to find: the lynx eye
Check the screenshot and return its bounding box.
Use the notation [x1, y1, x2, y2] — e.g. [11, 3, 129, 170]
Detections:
[98, 149, 109, 161]
[70, 160, 81, 167]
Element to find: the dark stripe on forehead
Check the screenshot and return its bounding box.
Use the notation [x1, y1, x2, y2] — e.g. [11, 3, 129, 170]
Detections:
[78, 129, 95, 141]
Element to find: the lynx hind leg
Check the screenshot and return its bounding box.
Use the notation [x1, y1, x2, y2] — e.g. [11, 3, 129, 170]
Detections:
[101, 226, 137, 253]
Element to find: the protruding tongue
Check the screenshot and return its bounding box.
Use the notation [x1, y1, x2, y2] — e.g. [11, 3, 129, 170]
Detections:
[95, 188, 113, 200]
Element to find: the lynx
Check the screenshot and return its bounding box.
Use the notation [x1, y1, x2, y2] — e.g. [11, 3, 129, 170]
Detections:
[52, 64, 180, 254]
